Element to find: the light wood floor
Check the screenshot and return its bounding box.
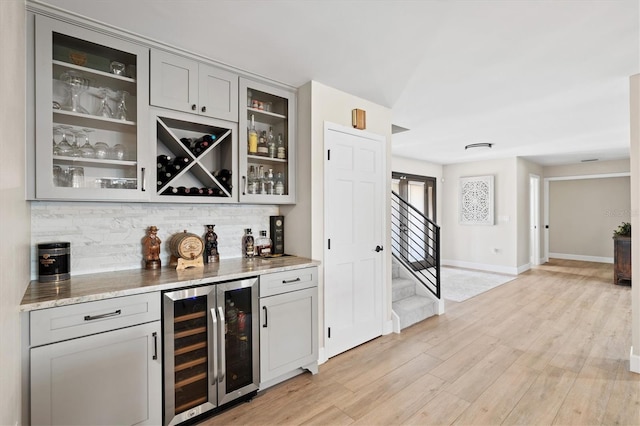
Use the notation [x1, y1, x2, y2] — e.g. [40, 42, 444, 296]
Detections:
[201, 259, 639, 425]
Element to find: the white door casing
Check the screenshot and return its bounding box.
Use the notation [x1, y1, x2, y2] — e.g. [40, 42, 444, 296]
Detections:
[324, 122, 385, 359]
[530, 174, 540, 266]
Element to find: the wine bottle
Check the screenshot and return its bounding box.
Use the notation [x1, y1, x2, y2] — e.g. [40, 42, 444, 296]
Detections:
[189, 186, 203, 195]
[268, 127, 276, 158]
[157, 155, 171, 168]
[277, 134, 286, 159]
[176, 186, 188, 195]
[257, 131, 268, 156]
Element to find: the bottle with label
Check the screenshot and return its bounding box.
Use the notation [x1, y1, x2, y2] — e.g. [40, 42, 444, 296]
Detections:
[265, 168, 275, 195]
[248, 114, 258, 155]
[243, 228, 255, 258]
[257, 165, 266, 194]
[257, 131, 268, 156]
[276, 133, 286, 159]
[247, 165, 257, 194]
[255, 230, 272, 257]
[267, 127, 276, 158]
[274, 172, 285, 195]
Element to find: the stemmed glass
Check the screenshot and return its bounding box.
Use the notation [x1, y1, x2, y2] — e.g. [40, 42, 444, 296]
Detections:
[79, 128, 96, 158]
[115, 90, 129, 121]
[69, 129, 84, 158]
[60, 70, 90, 114]
[95, 88, 114, 118]
[52, 126, 62, 155]
[56, 125, 74, 157]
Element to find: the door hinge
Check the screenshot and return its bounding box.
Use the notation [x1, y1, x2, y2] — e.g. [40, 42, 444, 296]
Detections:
[328, 239, 331, 250]
[327, 149, 330, 161]
[328, 327, 331, 338]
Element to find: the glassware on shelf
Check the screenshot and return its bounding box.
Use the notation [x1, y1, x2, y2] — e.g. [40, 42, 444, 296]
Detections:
[56, 125, 74, 157]
[93, 141, 110, 159]
[52, 126, 62, 155]
[110, 143, 126, 161]
[60, 70, 90, 114]
[79, 128, 95, 158]
[276, 134, 286, 160]
[115, 90, 129, 121]
[257, 165, 266, 194]
[53, 165, 63, 187]
[265, 168, 275, 195]
[95, 87, 114, 118]
[69, 129, 84, 158]
[68, 166, 84, 188]
[274, 172, 284, 195]
[247, 165, 257, 195]
[109, 61, 126, 76]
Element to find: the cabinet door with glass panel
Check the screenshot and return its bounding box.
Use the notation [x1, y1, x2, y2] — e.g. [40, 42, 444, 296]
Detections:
[33, 15, 149, 201]
[239, 78, 296, 204]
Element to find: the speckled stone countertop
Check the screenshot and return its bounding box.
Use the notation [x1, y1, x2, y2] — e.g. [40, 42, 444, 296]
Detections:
[21, 256, 319, 312]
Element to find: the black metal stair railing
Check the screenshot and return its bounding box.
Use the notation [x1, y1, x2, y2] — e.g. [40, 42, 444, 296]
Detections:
[391, 190, 440, 299]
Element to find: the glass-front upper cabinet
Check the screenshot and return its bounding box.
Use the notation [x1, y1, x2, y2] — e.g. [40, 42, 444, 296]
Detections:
[239, 78, 296, 204]
[33, 15, 149, 201]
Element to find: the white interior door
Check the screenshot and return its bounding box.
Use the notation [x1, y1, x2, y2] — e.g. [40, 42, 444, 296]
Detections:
[324, 122, 385, 359]
[530, 174, 540, 265]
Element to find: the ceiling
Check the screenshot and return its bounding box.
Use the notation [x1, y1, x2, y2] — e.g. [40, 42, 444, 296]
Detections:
[41, 0, 640, 166]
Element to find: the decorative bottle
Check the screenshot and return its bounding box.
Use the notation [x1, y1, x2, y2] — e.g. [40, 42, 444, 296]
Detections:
[243, 228, 255, 258]
[276, 133, 286, 159]
[255, 230, 272, 257]
[275, 172, 285, 195]
[248, 115, 258, 155]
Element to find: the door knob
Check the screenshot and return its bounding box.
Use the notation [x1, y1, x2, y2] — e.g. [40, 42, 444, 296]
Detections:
[375, 245, 384, 252]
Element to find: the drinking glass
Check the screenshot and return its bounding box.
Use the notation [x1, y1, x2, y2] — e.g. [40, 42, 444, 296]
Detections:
[68, 166, 84, 188]
[79, 128, 95, 158]
[69, 129, 83, 158]
[56, 126, 74, 157]
[93, 141, 110, 159]
[60, 70, 90, 114]
[110, 143, 126, 161]
[95, 88, 114, 118]
[52, 126, 62, 155]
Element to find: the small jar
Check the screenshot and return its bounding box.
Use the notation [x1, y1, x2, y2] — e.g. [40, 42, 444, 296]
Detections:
[38, 242, 70, 282]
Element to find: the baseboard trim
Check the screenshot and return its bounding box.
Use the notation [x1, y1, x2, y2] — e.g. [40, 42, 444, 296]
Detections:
[631, 347, 640, 374]
[391, 311, 401, 334]
[441, 259, 519, 275]
[549, 253, 613, 264]
[517, 263, 532, 274]
[317, 347, 327, 365]
[383, 318, 394, 335]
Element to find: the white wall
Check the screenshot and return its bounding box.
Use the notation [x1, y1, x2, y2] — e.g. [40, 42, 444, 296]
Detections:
[0, 1, 30, 424]
[391, 156, 443, 223]
[629, 74, 640, 373]
[544, 158, 630, 177]
[441, 158, 519, 274]
[284, 80, 393, 358]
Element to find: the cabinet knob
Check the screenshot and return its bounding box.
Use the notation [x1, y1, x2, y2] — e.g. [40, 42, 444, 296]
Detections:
[191, 104, 197, 111]
[201, 106, 207, 113]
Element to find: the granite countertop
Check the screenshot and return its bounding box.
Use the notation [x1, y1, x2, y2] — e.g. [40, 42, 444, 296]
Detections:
[21, 256, 319, 312]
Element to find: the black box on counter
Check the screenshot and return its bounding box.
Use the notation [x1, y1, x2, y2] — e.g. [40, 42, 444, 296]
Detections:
[270, 215, 284, 255]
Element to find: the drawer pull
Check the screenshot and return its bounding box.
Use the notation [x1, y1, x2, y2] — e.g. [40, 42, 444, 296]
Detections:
[83, 309, 121, 321]
[282, 277, 301, 284]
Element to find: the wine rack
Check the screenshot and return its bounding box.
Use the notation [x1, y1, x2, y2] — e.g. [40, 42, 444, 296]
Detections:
[152, 108, 238, 203]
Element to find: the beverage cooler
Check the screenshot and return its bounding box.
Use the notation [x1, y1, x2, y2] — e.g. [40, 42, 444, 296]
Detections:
[162, 278, 259, 425]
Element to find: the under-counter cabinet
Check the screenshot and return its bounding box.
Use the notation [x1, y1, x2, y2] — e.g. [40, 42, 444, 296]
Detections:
[259, 267, 318, 387]
[239, 78, 296, 204]
[150, 50, 238, 122]
[32, 15, 150, 201]
[29, 293, 162, 425]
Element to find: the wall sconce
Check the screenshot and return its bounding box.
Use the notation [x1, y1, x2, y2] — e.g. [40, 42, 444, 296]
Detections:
[352, 109, 366, 130]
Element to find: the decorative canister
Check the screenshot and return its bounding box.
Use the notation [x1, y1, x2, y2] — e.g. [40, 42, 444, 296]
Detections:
[38, 242, 70, 282]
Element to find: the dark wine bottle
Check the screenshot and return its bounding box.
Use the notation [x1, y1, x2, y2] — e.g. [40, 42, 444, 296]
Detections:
[157, 155, 171, 168]
[188, 186, 203, 195]
[176, 186, 188, 195]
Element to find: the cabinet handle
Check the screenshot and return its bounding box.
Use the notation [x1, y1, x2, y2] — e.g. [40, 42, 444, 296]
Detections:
[191, 104, 197, 111]
[210, 308, 218, 384]
[282, 277, 301, 284]
[201, 106, 207, 113]
[217, 306, 226, 381]
[152, 332, 158, 360]
[262, 306, 268, 328]
[242, 176, 247, 195]
[84, 309, 121, 321]
[141, 167, 146, 192]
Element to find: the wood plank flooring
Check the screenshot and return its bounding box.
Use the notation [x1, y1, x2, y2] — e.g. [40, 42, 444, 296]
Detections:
[200, 259, 638, 425]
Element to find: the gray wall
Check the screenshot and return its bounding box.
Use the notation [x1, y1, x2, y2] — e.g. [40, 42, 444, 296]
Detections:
[549, 176, 630, 260]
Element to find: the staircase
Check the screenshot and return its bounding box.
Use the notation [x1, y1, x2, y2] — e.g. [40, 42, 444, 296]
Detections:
[391, 190, 443, 331]
[392, 260, 440, 330]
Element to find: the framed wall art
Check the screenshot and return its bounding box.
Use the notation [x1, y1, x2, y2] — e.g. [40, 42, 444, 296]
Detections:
[459, 175, 494, 225]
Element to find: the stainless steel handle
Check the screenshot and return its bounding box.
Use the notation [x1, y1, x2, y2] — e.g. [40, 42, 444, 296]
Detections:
[210, 308, 218, 385]
[263, 306, 268, 328]
[141, 167, 146, 192]
[152, 332, 158, 360]
[84, 309, 121, 321]
[242, 176, 247, 195]
[282, 277, 301, 284]
[217, 306, 226, 382]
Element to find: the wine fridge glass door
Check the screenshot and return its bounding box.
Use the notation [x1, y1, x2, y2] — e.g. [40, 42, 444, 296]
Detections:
[216, 278, 259, 405]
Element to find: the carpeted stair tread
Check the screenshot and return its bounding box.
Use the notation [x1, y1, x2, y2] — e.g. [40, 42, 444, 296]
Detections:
[392, 295, 437, 329]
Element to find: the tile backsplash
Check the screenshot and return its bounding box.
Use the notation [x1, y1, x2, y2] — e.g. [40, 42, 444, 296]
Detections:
[31, 201, 279, 279]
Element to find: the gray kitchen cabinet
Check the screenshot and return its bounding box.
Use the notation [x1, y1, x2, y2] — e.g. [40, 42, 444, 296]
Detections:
[259, 267, 318, 388]
[31, 14, 150, 201]
[29, 293, 161, 425]
[150, 49, 238, 122]
[239, 78, 296, 204]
